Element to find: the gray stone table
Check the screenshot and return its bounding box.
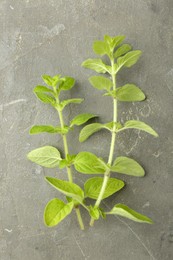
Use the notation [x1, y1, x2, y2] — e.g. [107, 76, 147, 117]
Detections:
[0, 1, 173, 259]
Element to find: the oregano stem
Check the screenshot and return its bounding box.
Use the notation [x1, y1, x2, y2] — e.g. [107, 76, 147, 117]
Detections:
[56, 99, 85, 230]
[75, 207, 85, 230]
[90, 59, 117, 226]
[58, 109, 73, 183]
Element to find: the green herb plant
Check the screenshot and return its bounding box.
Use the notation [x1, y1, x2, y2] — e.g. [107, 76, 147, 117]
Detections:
[27, 35, 158, 230]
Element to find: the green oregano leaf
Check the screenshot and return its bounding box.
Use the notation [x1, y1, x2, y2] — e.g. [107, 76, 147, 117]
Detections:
[82, 59, 111, 74]
[34, 92, 56, 106]
[27, 146, 61, 168]
[104, 35, 125, 51]
[58, 98, 84, 111]
[79, 123, 105, 142]
[33, 85, 54, 94]
[117, 50, 142, 71]
[119, 120, 158, 137]
[42, 74, 61, 87]
[84, 177, 125, 199]
[89, 76, 112, 91]
[89, 206, 100, 220]
[70, 113, 97, 127]
[74, 152, 106, 174]
[93, 41, 109, 56]
[116, 84, 145, 102]
[29, 125, 69, 135]
[45, 177, 84, 203]
[59, 77, 75, 91]
[44, 198, 73, 227]
[107, 204, 153, 224]
[111, 157, 145, 177]
[114, 44, 132, 58]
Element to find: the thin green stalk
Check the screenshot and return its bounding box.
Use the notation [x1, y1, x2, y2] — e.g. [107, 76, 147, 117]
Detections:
[90, 59, 117, 226]
[58, 109, 85, 229]
[55, 98, 85, 229]
[75, 207, 85, 230]
[58, 109, 73, 183]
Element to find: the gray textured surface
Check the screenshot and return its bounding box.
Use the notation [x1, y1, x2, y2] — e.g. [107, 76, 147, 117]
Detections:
[0, 0, 173, 259]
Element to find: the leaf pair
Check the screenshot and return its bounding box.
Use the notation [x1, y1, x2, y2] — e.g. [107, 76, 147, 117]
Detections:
[89, 77, 145, 102]
[82, 51, 142, 75]
[79, 120, 158, 143]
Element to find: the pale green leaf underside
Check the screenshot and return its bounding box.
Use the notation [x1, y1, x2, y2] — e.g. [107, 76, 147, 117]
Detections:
[114, 44, 132, 58]
[79, 123, 106, 142]
[44, 198, 73, 227]
[45, 177, 84, 203]
[117, 50, 142, 71]
[27, 146, 61, 168]
[82, 59, 111, 74]
[74, 152, 106, 174]
[116, 84, 145, 102]
[59, 98, 84, 110]
[111, 156, 145, 177]
[70, 113, 97, 127]
[119, 120, 158, 137]
[34, 92, 56, 106]
[33, 85, 53, 94]
[108, 203, 153, 224]
[29, 125, 69, 135]
[84, 177, 125, 199]
[89, 76, 112, 91]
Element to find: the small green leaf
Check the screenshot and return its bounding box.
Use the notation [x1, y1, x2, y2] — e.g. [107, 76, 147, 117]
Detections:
[104, 35, 125, 51]
[89, 76, 112, 91]
[27, 146, 61, 168]
[111, 157, 145, 177]
[108, 203, 153, 224]
[116, 84, 145, 102]
[82, 59, 111, 74]
[59, 159, 68, 169]
[110, 35, 125, 50]
[33, 85, 53, 94]
[84, 177, 125, 199]
[79, 123, 105, 142]
[59, 154, 76, 169]
[70, 113, 97, 127]
[44, 198, 73, 227]
[59, 77, 75, 91]
[119, 120, 158, 137]
[42, 74, 61, 87]
[117, 50, 142, 71]
[42, 75, 54, 86]
[89, 206, 100, 220]
[45, 177, 84, 203]
[59, 98, 84, 110]
[114, 44, 132, 58]
[29, 125, 69, 135]
[74, 152, 106, 174]
[34, 92, 56, 106]
[93, 41, 109, 56]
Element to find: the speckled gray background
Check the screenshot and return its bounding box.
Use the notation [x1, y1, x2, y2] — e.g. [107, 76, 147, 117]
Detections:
[0, 0, 173, 259]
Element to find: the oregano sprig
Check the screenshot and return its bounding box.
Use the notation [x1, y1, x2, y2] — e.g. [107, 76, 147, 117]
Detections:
[27, 74, 97, 230]
[81, 35, 158, 226]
